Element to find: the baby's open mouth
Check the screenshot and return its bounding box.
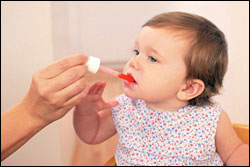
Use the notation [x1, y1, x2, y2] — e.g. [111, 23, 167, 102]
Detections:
[127, 73, 137, 83]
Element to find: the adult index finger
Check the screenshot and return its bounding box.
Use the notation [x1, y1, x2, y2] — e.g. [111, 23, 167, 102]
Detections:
[39, 54, 88, 79]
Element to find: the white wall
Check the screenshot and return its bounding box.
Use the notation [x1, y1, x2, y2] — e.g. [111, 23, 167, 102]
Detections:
[1, 1, 249, 166]
[1, 1, 62, 166]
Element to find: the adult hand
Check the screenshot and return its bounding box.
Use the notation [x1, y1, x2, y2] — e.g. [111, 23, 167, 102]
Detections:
[1, 54, 91, 161]
[22, 54, 90, 126]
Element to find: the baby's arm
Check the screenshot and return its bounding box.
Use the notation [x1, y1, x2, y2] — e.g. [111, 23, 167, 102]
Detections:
[216, 110, 249, 166]
[73, 81, 118, 144]
[73, 107, 116, 144]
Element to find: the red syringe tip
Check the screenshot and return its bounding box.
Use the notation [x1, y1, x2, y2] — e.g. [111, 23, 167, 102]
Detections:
[118, 73, 135, 82]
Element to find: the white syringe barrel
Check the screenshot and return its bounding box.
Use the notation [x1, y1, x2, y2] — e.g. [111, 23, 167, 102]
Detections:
[86, 56, 101, 73]
[86, 56, 121, 78]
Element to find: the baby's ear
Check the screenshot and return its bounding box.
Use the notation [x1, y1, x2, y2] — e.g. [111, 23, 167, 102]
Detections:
[177, 79, 205, 101]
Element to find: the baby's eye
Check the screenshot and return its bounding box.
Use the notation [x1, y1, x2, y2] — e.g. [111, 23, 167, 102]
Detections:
[149, 56, 158, 62]
[134, 49, 140, 56]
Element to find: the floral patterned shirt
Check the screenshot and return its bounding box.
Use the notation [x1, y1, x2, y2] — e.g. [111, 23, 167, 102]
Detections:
[112, 94, 224, 166]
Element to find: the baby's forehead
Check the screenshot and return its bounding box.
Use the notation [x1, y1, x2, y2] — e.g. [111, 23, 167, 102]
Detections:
[137, 26, 193, 60]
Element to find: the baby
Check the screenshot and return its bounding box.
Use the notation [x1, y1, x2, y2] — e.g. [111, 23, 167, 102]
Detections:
[73, 12, 249, 166]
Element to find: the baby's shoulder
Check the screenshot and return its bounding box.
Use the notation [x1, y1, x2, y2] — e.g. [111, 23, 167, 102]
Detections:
[191, 103, 223, 115]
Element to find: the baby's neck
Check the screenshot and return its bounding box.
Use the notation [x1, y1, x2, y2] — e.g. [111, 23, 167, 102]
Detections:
[145, 100, 188, 112]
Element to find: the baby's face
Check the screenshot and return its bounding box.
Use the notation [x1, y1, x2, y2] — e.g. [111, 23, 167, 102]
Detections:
[123, 26, 190, 109]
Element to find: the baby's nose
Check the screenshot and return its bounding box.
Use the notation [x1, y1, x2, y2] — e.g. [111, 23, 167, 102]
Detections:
[129, 56, 140, 70]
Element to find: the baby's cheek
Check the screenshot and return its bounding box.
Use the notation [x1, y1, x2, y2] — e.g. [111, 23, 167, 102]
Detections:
[140, 80, 174, 101]
[140, 82, 162, 97]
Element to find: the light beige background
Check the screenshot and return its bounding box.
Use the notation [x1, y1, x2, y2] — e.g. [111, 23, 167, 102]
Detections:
[1, 1, 249, 166]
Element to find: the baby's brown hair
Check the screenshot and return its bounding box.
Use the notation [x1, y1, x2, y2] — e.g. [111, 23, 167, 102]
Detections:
[143, 12, 228, 106]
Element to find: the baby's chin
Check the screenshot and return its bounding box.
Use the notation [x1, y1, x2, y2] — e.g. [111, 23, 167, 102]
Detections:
[123, 88, 139, 99]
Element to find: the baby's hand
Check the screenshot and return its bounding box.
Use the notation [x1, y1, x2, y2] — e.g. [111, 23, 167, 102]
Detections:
[75, 81, 118, 116]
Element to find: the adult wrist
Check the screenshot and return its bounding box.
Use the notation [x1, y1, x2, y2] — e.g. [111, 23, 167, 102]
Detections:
[19, 97, 48, 129]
